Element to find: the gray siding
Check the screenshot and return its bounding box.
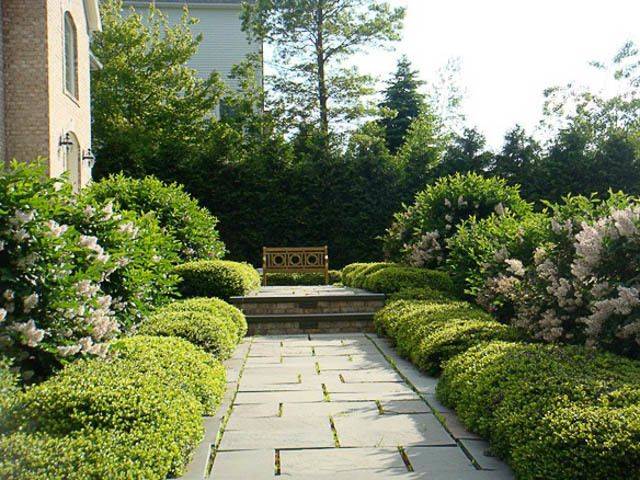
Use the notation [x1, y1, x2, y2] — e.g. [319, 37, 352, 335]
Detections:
[123, 1, 262, 90]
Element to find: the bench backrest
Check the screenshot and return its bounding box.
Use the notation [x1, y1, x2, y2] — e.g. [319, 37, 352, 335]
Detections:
[262, 246, 329, 285]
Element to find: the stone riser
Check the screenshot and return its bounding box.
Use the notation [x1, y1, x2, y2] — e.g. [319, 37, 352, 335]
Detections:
[248, 318, 375, 335]
[237, 299, 385, 316]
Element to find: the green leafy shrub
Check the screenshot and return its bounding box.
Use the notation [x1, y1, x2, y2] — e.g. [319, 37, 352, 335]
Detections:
[341, 263, 370, 285]
[110, 335, 225, 413]
[383, 172, 531, 267]
[265, 270, 341, 286]
[156, 297, 247, 340]
[0, 335, 225, 479]
[363, 265, 454, 294]
[85, 174, 225, 261]
[65, 196, 180, 330]
[139, 311, 237, 359]
[0, 162, 177, 379]
[351, 263, 396, 289]
[373, 298, 512, 372]
[446, 212, 549, 312]
[388, 287, 456, 303]
[437, 341, 640, 479]
[174, 260, 260, 299]
[0, 357, 18, 415]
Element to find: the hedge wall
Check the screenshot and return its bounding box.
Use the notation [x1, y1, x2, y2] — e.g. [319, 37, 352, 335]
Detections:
[342, 262, 454, 294]
[375, 288, 640, 479]
[0, 336, 225, 479]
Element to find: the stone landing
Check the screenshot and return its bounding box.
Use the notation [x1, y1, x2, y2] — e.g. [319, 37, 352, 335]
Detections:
[229, 286, 386, 335]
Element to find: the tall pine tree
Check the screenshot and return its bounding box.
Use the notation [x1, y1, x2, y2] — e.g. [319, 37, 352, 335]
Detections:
[379, 56, 426, 153]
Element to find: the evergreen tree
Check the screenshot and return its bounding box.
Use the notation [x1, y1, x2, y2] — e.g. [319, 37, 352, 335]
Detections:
[378, 56, 426, 153]
[436, 127, 493, 177]
[242, 0, 405, 136]
[490, 126, 541, 199]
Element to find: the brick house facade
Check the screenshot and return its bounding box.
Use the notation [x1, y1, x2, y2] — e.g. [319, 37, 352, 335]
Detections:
[0, 0, 101, 191]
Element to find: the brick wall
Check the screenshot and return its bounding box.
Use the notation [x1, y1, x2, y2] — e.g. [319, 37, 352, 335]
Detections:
[2, 0, 93, 187]
[2, 0, 50, 163]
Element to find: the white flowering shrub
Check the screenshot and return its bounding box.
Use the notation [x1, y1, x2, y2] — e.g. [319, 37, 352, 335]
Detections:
[447, 212, 550, 320]
[470, 193, 640, 357]
[64, 198, 179, 331]
[0, 162, 180, 379]
[383, 173, 531, 269]
[84, 175, 226, 261]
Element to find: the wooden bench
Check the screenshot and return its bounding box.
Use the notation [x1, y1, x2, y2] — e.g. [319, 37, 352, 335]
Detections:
[262, 246, 329, 286]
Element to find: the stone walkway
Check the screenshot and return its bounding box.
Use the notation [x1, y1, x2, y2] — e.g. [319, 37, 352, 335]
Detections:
[198, 334, 513, 480]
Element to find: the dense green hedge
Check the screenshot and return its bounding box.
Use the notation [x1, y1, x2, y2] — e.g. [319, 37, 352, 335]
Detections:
[387, 287, 456, 303]
[175, 260, 260, 299]
[374, 298, 516, 374]
[437, 341, 640, 479]
[342, 262, 454, 294]
[0, 357, 17, 415]
[265, 270, 342, 286]
[156, 297, 247, 340]
[0, 336, 225, 479]
[140, 311, 237, 360]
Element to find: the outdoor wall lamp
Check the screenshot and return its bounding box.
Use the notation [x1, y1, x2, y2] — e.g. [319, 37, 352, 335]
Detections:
[59, 133, 73, 149]
[83, 149, 96, 169]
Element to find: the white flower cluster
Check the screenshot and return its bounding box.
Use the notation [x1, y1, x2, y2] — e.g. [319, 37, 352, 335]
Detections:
[407, 231, 443, 267]
[478, 206, 640, 353]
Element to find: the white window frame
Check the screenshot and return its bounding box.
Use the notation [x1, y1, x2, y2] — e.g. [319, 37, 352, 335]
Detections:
[63, 12, 79, 100]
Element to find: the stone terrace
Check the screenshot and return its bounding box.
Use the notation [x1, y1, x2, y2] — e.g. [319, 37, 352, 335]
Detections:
[179, 333, 514, 479]
[230, 286, 386, 335]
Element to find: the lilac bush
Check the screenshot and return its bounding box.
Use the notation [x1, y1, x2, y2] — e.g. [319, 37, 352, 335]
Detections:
[0, 162, 179, 379]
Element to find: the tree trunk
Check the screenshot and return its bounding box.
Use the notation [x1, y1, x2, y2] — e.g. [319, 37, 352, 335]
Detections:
[315, 1, 329, 136]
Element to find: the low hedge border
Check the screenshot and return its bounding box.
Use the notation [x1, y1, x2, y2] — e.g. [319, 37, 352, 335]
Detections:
[342, 262, 454, 294]
[155, 297, 248, 341]
[265, 270, 342, 286]
[437, 341, 640, 479]
[0, 336, 226, 479]
[139, 310, 237, 360]
[174, 260, 260, 299]
[375, 286, 640, 479]
[374, 298, 515, 373]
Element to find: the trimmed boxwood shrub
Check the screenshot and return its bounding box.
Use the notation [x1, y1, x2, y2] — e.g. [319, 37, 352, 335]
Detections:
[265, 270, 342, 286]
[156, 297, 248, 340]
[388, 287, 456, 303]
[373, 298, 514, 372]
[85, 174, 225, 261]
[341, 262, 454, 294]
[0, 336, 225, 479]
[139, 311, 237, 359]
[175, 260, 260, 299]
[0, 357, 18, 415]
[363, 265, 454, 294]
[437, 341, 640, 479]
[341, 263, 370, 285]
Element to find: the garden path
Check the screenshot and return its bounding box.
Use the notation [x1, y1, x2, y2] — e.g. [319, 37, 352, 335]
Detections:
[188, 333, 514, 479]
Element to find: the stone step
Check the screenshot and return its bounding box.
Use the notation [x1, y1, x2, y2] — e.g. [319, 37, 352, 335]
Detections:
[230, 288, 385, 316]
[245, 312, 376, 336]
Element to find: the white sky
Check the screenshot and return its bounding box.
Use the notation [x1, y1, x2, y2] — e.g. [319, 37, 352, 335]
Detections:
[353, 0, 640, 148]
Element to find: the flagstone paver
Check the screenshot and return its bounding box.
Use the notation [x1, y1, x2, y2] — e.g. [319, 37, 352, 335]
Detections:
[200, 333, 514, 480]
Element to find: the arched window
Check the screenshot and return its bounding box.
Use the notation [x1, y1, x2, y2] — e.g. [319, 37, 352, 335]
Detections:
[64, 12, 78, 99]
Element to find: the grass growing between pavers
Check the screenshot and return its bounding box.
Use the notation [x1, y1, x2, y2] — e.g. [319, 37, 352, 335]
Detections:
[205, 338, 253, 478]
[397, 446, 414, 472]
[329, 417, 342, 447]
